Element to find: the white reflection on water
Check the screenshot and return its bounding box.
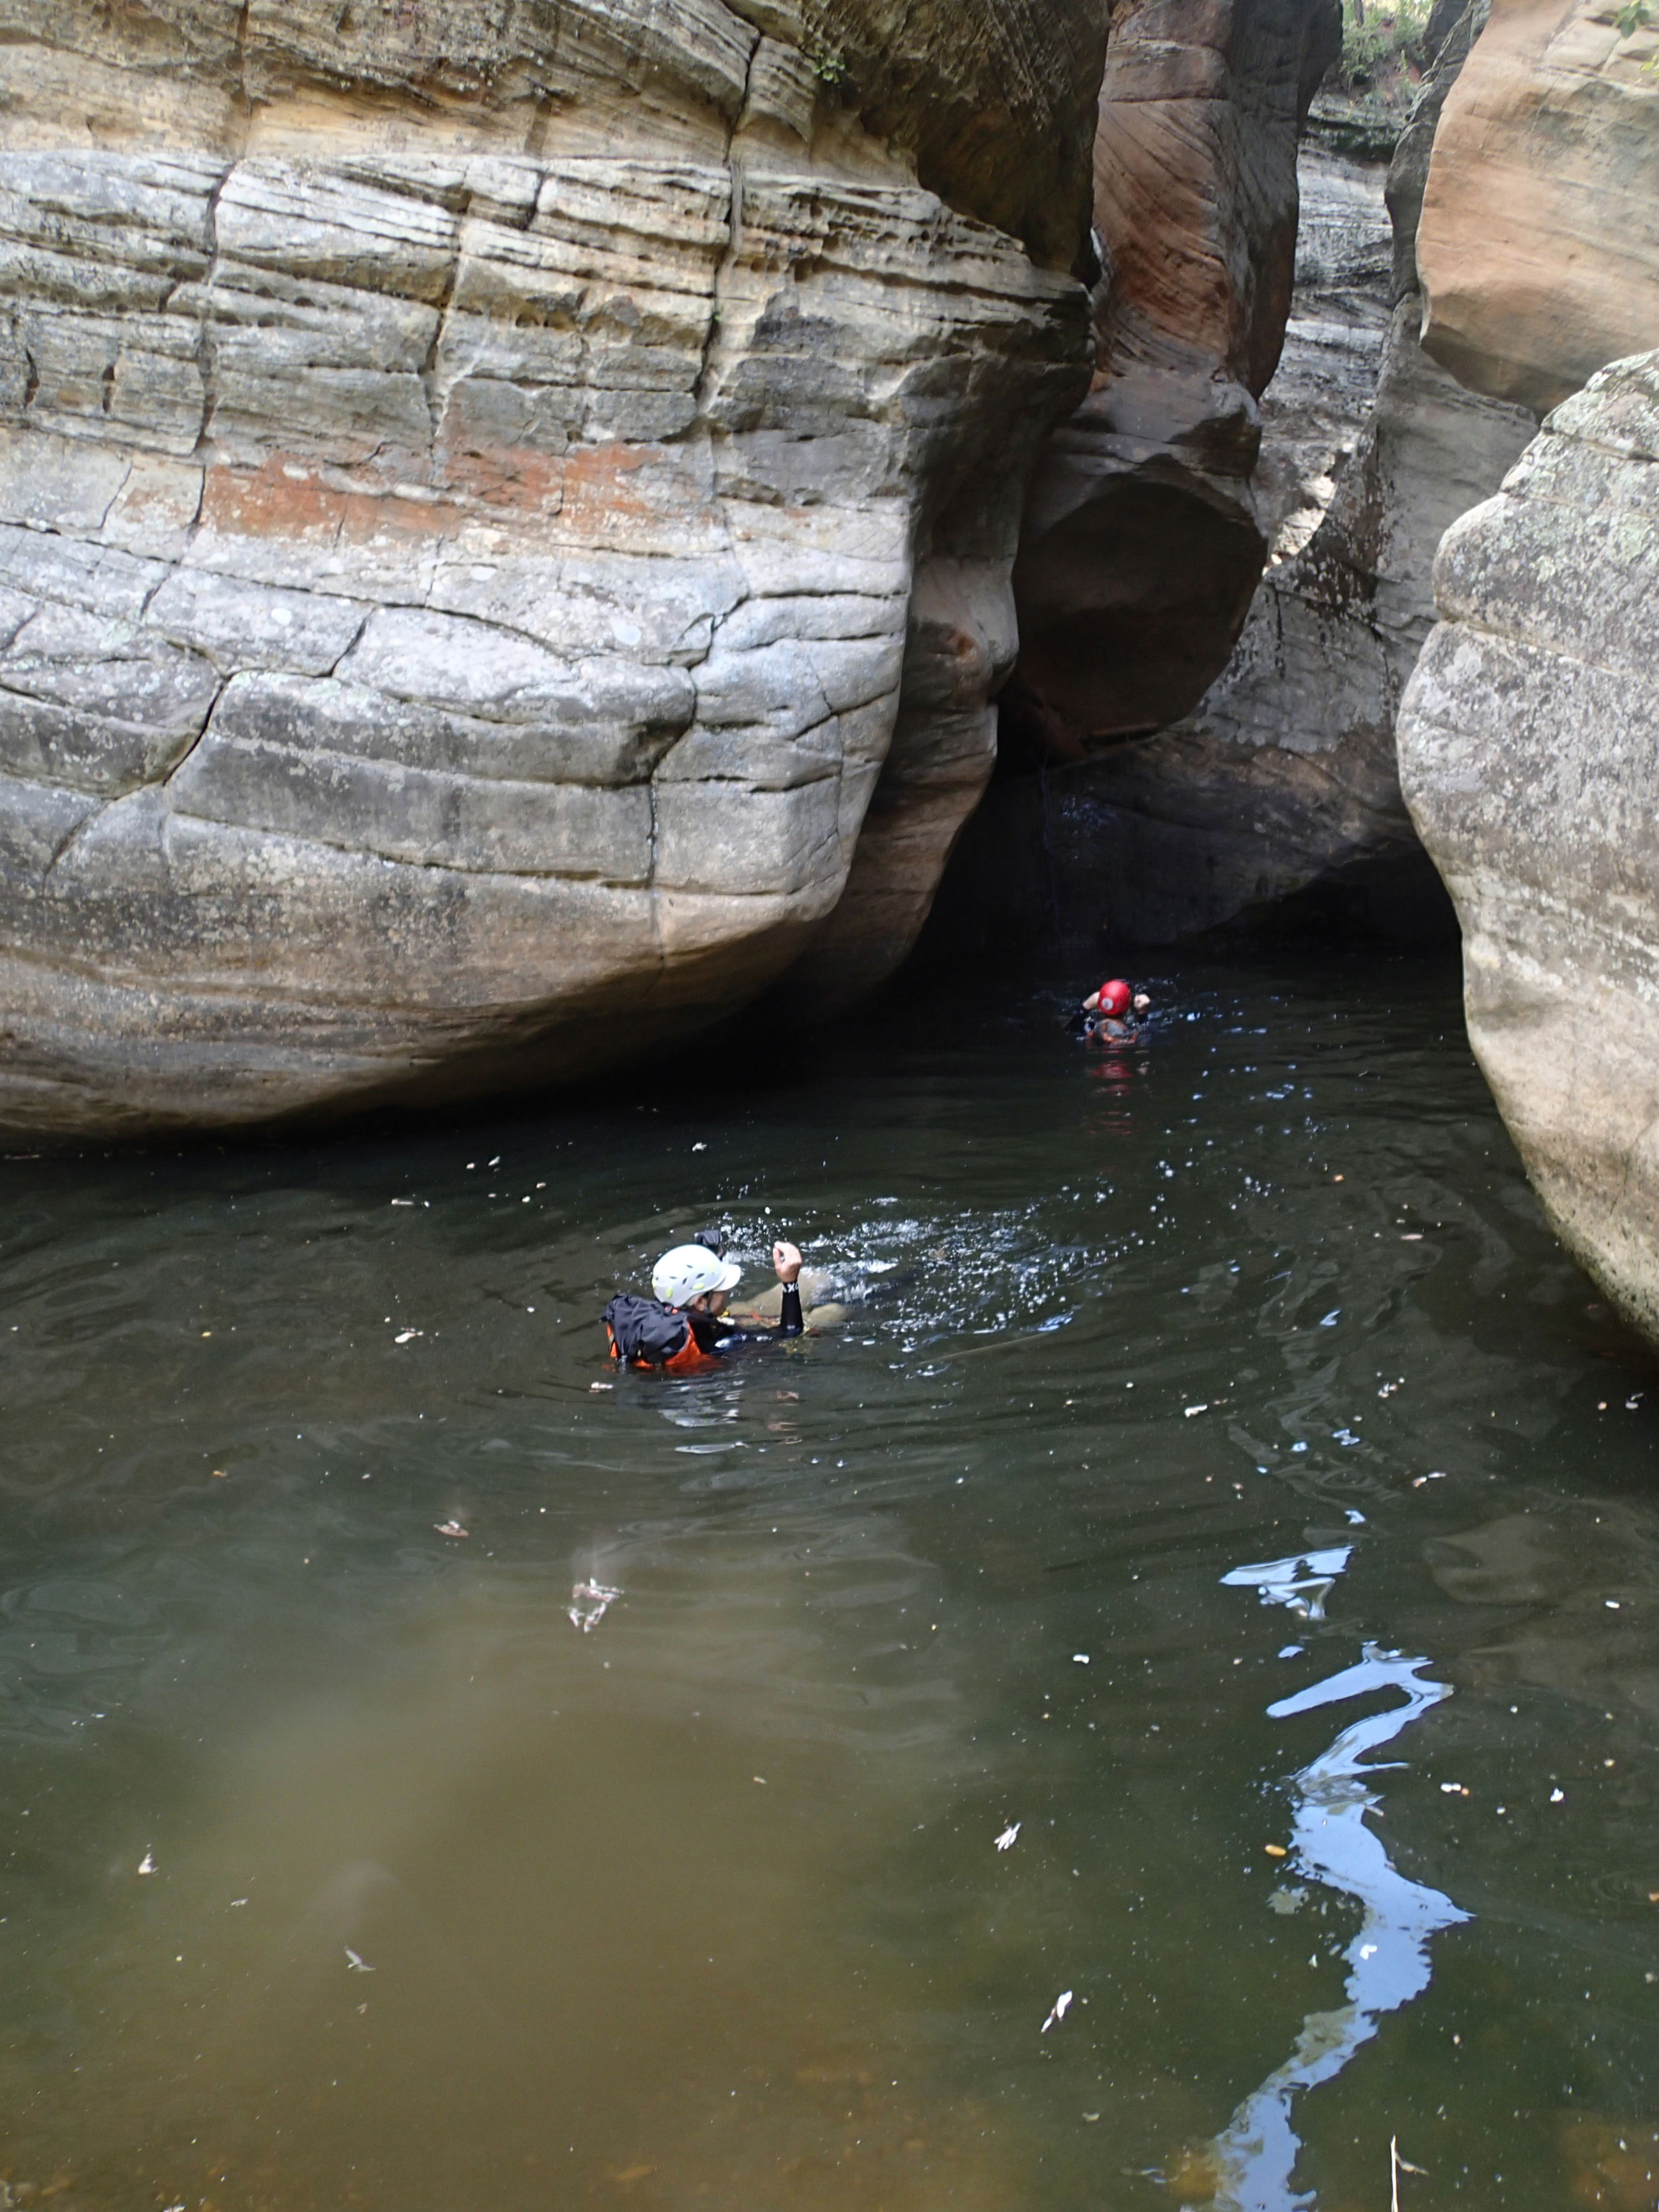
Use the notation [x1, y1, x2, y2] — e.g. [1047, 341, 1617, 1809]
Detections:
[1221, 1547, 1352, 1623]
[1198, 1554, 1469, 2211]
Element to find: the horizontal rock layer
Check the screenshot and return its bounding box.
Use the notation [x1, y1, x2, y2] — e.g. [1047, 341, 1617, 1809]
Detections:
[0, 0, 1102, 1133]
[1400, 353, 1659, 1347]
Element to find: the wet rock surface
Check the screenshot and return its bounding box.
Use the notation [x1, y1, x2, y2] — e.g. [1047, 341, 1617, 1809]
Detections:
[0, 1, 1102, 1135]
[1399, 353, 1659, 1348]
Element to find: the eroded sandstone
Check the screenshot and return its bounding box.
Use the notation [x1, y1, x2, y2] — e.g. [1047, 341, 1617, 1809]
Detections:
[1399, 354, 1659, 1344]
[1417, 0, 1659, 411]
[0, 1, 1102, 1133]
[1008, 0, 1341, 759]
[981, 5, 1537, 950]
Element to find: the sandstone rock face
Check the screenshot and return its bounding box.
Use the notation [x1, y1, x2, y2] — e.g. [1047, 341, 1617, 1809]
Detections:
[995, 7, 1538, 950]
[0, 1, 1101, 1134]
[779, 553, 1018, 1012]
[1399, 354, 1659, 1345]
[1070, 285, 1536, 944]
[1255, 143, 1396, 561]
[1008, 0, 1340, 758]
[1417, 0, 1659, 413]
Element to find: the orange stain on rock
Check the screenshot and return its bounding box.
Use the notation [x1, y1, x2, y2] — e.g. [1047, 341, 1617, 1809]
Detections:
[200, 457, 466, 548]
[436, 441, 567, 512]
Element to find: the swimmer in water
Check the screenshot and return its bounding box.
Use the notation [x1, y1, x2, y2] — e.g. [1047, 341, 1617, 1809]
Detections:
[1072, 978, 1151, 1043]
[601, 1232, 804, 1373]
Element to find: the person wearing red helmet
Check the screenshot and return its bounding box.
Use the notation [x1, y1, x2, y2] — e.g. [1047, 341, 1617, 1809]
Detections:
[1073, 977, 1151, 1043]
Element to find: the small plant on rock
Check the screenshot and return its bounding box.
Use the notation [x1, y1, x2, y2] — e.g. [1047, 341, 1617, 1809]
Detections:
[803, 39, 847, 86]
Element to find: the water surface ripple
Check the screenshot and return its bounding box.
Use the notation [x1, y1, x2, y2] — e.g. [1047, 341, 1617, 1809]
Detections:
[1, 950, 1656, 2211]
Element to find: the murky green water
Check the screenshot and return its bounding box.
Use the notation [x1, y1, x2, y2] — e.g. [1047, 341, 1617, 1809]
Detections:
[2, 950, 1657, 2212]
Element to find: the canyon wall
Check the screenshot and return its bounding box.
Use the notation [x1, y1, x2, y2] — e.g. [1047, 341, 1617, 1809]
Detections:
[1399, 356, 1659, 1342]
[0, 1, 1104, 1134]
[1399, 3, 1659, 1345]
[929, 0, 1542, 960]
[1009, 0, 1341, 761]
[1013, 1, 1538, 949]
[787, 0, 1350, 1013]
[1417, 0, 1659, 409]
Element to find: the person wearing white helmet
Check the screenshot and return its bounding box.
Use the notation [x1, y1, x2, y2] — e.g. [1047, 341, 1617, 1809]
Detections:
[602, 1230, 804, 1372]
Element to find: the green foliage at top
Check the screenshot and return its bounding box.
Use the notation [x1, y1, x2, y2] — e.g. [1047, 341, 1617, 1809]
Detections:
[1332, 0, 1433, 94]
[1609, 1, 1659, 72]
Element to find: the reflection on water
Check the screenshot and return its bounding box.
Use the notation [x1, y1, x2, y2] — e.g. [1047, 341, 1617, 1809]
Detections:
[1198, 1617, 1467, 2206]
[1, 948, 1658, 2211]
[1221, 1546, 1352, 1627]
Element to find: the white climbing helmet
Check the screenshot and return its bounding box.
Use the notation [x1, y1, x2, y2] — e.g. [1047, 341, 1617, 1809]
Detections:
[652, 1243, 743, 1307]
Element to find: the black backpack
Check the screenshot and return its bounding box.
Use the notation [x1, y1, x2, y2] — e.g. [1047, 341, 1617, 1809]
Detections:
[602, 1293, 691, 1366]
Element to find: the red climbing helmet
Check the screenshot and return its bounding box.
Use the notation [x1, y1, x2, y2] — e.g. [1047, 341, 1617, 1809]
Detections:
[1098, 979, 1133, 1017]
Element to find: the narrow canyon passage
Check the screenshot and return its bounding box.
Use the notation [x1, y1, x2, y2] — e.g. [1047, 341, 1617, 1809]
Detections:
[1, 952, 1654, 2212]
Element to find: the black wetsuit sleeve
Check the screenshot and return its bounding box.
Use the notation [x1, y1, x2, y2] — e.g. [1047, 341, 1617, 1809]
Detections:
[711, 1282, 806, 1348]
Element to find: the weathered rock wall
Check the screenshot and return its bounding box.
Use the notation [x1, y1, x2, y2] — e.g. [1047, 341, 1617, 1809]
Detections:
[0, 1, 1104, 1134]
[1398, 0, 1659, 1350]
[1399, 356, 1659, 1342]
[940, 4, 1538, 956]
[1008, 0, 1341, 759]
[1066, 301, 1537, 944]
[1417, 0, 1659, 411]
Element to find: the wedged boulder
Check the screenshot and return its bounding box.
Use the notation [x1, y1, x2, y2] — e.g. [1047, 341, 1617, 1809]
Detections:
[1008, 0, 1341, 757]
[976, 7, 1538, 950]
[0, 1, 1102, 1136]
[1068, 285, 1536, 944]
[1399, 354, 1659, 1347]
[1417, 0, 1659, 411]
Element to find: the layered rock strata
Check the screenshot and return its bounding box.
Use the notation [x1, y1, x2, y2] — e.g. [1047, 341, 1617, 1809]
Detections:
[1417, 0, 1659, 411]
[1399, 355, 1659, 1343]
[0, 2, 1102, 1134]
[1007, 0, 1341, 758]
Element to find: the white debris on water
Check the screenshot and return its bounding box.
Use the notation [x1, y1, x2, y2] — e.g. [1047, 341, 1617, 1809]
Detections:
[1041, 1990, 1073, 2033]
[995, 1822, 1021, 1852]
[571, 1579, 622, 1633]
